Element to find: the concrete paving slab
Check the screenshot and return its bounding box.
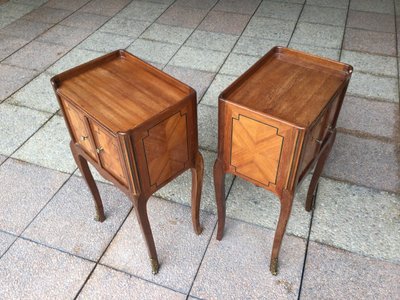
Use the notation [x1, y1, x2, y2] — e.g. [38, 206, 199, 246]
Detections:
[301, 241, 400, 299]
[47, 48, 106, 75]
[300, 5, 347, 26]
[23, 176, 131, 261]
[154, 149, 234, 213]
[291, 22, 344, 49]
[306, 0, 348, 9]
[350, 0, 394, 14]
[100, 197, 217, 293]
[0, 19, 51, 40]
[341, 50, 397, 77]
[174, 0, 217, 10]
[127, 38, 180, 65]
[44, 0, 90, 11]
[200, 73, 237, 106]
[12, 115, 77, 174]
[255, 1, 303, 20]
[142, 23, 193, 45]
[197, 103, 218, 152]
[116, 1, 168, 22]
[7, 72, 59, 113]
[0, 154, 6, 165]
[219, 53, 259, 76]
[0, 239, 94, 299]
[0, 231, 16, 257]
[170, 46, 228, 72]
[343, 28, 396, 56]
[324, 133, 399, 193]
[0, 34, 29, 61]
[157, 4, 208, 29]
[191, 218, 306, 299]
[338, 96, 399, 140]
[232, 35, 282, 56]
[78, 31, 133, 53]
[0, 158, 68, 235]
[213, 0, 261, 15]
[78, 265, 186, 299]
[185, 30, 238, 52]
[346, 10, 395, 33]
[22, 7, 71, 24]
[226, 176, 312, 238]
[3, 41, 69, 72]
[243, 16, 295, 42]
[0, 103, 50, 155]
[79, 0, 130, 17]
[99, 17, 150, 38]
[347, 71, 398, 102]
[36, 25, 93, 47]
[60, 11, 108, 30]
[163, 65, 215, 101]
[199, 10, 251, 35]
[310, 177, 400, 263]
[288, 42, 341, 60]
[0, 64, 38, 102]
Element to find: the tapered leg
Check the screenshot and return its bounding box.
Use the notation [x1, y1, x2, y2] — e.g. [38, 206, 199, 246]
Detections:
[270, 189, 294, 275]
[305, 130, 337, 212]
[191, 151, 204, 235]
[214, 158, 226, 241]
[70, 142, 105, 222]
[133, 194, 159, 274]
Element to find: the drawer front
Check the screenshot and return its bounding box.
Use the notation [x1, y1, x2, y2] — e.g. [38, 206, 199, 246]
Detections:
[63, 100, 97, 160]
[90, 121, 127, 186]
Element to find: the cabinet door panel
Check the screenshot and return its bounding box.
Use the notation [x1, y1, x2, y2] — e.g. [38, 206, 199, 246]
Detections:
[90, 121, 127, 186]
[63, 100, 97, 160]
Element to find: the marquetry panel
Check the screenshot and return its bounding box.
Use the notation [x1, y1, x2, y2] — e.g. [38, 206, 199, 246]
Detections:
[231, 115, 284, 187]
[90, 121, 127, 186]
[63, 100, 96, 160]
[143, 111, 189, 188]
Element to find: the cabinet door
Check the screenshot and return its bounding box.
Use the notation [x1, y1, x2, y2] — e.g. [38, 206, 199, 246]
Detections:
[63, 100, 97, 161]
[90, 121, 127, 186]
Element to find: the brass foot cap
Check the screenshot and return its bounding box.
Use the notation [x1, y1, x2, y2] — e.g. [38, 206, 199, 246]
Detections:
[270, 258, 278, 276]
[151, 258, 159, 275]
[195, 226, 203, 235]
[94, 214, 106, 222]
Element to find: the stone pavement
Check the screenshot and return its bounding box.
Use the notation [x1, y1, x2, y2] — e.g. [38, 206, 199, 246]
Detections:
[0, 0, 399, 299]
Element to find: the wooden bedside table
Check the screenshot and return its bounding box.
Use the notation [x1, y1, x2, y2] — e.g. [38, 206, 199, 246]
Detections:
[214, 47, 352, 275]
[51, 50, 204, 274]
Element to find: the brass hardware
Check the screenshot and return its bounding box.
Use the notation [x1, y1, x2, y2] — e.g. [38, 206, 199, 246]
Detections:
[314, 138, 323, 145]
[150, 258, 159, 275]
[80, 135, 88, 141]
[94, 211, 105, 222]
[96, 147, 104, 154]
[270, 258, 278, 276]
[327, 125, 334, 134]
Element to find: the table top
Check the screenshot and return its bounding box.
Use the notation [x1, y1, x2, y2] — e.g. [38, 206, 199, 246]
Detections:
[220, 46, 353, 128]
[51, 50, 193, 133]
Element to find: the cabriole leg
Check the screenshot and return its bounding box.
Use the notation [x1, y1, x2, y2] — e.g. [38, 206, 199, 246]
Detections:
[214, 158, 226, 241]
[191, 151, 204, 235]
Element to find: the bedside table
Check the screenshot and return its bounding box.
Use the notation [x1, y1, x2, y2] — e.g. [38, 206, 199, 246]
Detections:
[214, 47, 352, 275]
[51, 50, 204, 274]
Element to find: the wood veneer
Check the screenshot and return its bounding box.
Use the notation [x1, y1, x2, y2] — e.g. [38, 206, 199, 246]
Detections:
[214, 46, 352, 275]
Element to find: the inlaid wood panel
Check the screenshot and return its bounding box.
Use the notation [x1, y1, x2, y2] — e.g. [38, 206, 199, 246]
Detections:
[143, 111, 189, 188]
[90, 121, 127, 186]
[63, 100, 97, 160]
[231, 114, 283, 187]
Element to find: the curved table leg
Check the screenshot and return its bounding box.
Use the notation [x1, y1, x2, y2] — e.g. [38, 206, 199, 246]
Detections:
[133, 194, 159, 274]
[305, 130, 337, 212]
[70, 142, 105, 222]
[214, 158, 226, 241]
[191, 151, 204, 235]
[270, 189, 294, 275]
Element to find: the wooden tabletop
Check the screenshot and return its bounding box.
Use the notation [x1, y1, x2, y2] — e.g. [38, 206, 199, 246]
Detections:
[52, 50, 193, 133]
[220, 47, 353, 128]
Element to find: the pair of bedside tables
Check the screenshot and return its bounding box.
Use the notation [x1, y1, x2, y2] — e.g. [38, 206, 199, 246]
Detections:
[51, 47, 352, 275]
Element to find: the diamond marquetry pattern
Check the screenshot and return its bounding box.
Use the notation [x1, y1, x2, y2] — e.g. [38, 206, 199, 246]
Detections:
[143, 112, 189, 187]
[231, 115, 283, 186]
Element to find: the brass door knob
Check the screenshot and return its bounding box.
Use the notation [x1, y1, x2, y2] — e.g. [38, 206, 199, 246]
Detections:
[96, 147, 104, 153]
